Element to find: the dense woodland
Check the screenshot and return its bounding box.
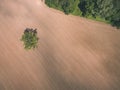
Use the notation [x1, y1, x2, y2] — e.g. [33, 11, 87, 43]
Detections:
[45, 0, 120, 28]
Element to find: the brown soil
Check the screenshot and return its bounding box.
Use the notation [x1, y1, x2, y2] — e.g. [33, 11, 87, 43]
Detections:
[0, 0, 120, 90]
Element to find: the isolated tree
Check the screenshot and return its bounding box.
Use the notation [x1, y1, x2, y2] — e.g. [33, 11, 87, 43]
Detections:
[21, 28, 39, 50]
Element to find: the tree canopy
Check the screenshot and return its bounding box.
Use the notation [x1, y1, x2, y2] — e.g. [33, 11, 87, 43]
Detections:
[45, 0, 120, 28]
[21, 28, 39, 50]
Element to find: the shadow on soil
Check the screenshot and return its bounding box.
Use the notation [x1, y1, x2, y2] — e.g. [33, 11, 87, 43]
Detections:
[103, 45, 120, 90]
[39, 30, 94, 90]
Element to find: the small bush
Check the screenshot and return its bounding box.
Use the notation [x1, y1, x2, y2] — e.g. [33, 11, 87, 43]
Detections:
[21, 28, 39, 50]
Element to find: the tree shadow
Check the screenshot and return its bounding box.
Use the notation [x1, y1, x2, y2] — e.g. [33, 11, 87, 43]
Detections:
[0, 83, 5, 90]
[78, 0, 86, 16]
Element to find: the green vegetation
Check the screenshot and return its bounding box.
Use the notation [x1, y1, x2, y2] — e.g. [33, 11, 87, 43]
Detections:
[21, 28, 39, 50]
[45, 0, 82, 14]
[45, 0, 120, 28]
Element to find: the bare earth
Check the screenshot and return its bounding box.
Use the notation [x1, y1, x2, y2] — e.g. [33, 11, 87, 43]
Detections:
[0, 0, 120, 90]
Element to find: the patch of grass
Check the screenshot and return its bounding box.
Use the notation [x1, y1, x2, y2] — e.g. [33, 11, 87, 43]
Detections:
[72, 0, 82, 16]
[86, 15, 110, 24]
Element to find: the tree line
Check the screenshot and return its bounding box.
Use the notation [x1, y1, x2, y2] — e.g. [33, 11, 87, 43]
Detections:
[45, 0, 120, 28]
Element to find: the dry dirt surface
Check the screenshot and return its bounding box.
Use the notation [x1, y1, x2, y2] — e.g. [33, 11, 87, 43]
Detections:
[0, 0, 120, 90]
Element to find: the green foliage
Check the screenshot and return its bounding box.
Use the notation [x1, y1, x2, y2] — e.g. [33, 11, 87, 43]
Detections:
[45, 0, 120, 28]
[78, 0, 120, 28]
[21, 28, 39, 50]
[45, 0, 81, 14]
